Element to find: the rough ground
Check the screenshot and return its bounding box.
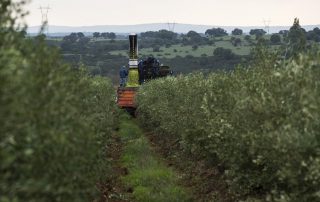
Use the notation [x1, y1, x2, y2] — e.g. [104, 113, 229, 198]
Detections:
[117, 115, 190, 201]
[145, 131, 235, 202]
[98, 114, 233, 202]
[97, 131, 128, 202]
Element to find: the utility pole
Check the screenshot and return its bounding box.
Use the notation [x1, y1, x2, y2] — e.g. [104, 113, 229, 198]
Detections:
[262, 19, 271, 34]
[39, 6, 51, 35]
[167, 22, 176, 32]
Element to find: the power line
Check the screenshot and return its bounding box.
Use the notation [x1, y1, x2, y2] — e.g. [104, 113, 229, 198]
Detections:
[39, 5, 51, 35]
[167, 22, 176, 32]
[262, 19, 271, 34]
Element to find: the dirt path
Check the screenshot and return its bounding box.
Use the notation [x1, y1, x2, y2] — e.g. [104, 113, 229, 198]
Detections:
[100, 114, 232, 202]
[144, 131, 234, 202]
[97, 131, 128, 202]
[117, 115, 191, 202]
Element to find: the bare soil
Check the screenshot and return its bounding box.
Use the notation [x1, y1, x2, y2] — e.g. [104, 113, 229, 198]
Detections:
[96, 132, 129, 202]
[144, 131, 235, 202]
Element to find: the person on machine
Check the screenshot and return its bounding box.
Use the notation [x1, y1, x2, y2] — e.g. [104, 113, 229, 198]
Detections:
[119, 66, 128, 87]
[138, 60, 145, 84]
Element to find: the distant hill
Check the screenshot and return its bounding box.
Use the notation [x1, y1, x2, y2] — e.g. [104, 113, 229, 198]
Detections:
[27, 23, 320, 36]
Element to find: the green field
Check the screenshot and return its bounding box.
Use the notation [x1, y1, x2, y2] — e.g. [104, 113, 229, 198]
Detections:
[118, 115, 190, 201]
[109, 35, 279, 59]
[110, 41, 252, 59]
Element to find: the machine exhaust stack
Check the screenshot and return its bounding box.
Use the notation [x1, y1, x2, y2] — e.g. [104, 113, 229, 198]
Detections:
[126, 33, 139, 87]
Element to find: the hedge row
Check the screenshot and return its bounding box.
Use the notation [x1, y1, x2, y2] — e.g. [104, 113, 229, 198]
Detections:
[136, 53, 320, 201]
[0, 2, 117, 200]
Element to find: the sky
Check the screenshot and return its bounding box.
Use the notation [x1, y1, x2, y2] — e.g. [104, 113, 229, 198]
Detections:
[25, 0, 320, 26]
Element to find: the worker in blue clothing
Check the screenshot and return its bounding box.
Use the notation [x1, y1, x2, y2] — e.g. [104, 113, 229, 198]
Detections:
[119, 66, 128, 87]
[138, 60, 144, 84]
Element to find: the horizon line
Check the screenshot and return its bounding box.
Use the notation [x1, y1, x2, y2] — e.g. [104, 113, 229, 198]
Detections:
[28, 22, 320, 28]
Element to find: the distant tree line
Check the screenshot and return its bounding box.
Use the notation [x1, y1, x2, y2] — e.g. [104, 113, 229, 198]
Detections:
[139, 30, 180, 49]
[205, 28, 228, 37]
[51, 18, 320, 81]
[63, 32, 89, 43]
[277, 26, 320, 43]
[232, 28, 243, 35]
[84, 26, 319, 54]
[61, 33, 91, 51]
[60, 32, 126, 54]
[140, 29, 178, 40]
[93, 32, 116, 40]
[306, 27, 320, 42]
[270, 34, 281, 44]
[181, 31, 210, 46]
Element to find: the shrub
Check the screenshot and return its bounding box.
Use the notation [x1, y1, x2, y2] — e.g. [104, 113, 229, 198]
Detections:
[153, 45, 161, 52]
[213, 47, 235, 59]
[192, 45, 198, 50]
[136, 52, 320, 201]
[245, 35, 251, 41]
[0, 1, 116, 201]
[270, 34, 281, 44]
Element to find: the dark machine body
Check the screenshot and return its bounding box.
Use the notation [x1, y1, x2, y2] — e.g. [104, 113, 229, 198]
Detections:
[138, 57, 171, 84]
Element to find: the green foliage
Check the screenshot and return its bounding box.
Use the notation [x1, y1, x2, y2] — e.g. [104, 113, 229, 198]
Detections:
[63, 32, 85, 43]
[93, 32, 100, 38]
[232, 28, 243, 36]
[186, 31, 201, 39]
[286, 18, 307, 58]
[153, 45, 161, 52]
[140, 30, 178, 40]
[213, 47, 236, 59]
[245, 35, 251, 41]
[270, 34, 281, 44]
[307, 29, 320, 42]
[136, 51, 320, 201]
[119, 117, 190, 202]
[250, 29, 267, 37]
[251, 38, 279, 70]
[231, 37, 242, 47]
[279, 30, 289, 36]
[101, 32, 116, 40]
[192, 45, 198, 50]
[181, 31, 208, 46]
[0, 1, 116, 201]
[55, 30, 292, 82]
[205, 28, 228, 37]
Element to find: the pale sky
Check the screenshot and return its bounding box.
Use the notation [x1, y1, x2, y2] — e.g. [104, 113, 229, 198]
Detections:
[25, 0, 320, 26]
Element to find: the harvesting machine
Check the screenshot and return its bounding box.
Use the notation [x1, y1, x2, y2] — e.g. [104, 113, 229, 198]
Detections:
[116, 34, 172, 113]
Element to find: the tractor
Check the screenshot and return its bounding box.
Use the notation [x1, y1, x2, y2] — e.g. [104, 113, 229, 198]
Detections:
[116, 34, 172, 113]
